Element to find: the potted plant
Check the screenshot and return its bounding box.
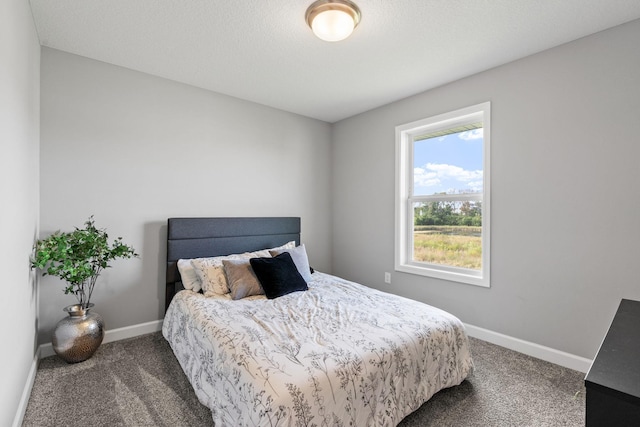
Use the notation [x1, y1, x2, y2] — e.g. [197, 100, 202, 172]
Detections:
[31, 216, 138, 362]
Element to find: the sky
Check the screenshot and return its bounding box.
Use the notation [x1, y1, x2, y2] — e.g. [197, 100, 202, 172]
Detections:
[413, 129, 484, 195]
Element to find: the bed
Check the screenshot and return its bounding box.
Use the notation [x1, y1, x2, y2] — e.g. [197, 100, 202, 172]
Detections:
[162, 217, 473, 426]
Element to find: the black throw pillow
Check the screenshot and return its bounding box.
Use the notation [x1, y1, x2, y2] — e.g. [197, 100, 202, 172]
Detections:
[250, 252, 309, 299]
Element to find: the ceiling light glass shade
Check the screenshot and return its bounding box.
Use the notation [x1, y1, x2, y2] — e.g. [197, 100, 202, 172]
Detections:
[306, 0, 361, 42]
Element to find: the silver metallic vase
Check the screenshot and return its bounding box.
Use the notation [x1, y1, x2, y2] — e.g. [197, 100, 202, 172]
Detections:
[52, 303, 105, 363]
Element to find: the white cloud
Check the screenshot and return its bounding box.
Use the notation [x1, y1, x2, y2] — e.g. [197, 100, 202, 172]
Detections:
[459, 129, 483, 141]
[466, 180, 483, 191]
[413, 167, 440, 187]
[414, 163, 482, 192]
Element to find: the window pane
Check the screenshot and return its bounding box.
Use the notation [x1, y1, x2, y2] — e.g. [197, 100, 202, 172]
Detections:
[412, 201, 482, 270]
[413, 128, 483, 196]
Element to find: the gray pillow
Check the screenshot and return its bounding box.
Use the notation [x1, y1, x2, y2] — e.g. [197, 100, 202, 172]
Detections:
[270, 244, 312, 283]
[222, 259, 264, 300]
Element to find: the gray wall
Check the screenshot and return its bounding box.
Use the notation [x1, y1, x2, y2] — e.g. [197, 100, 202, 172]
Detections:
[0, 0, 40, 425]
[332, 19, 640, 360]
[39, 48, 332, 345]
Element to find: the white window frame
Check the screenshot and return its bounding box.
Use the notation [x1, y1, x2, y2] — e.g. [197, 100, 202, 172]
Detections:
[395, 102, 491, 287]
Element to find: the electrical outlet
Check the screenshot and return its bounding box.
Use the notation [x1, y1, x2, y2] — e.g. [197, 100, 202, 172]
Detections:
[384, 272, 391, 284]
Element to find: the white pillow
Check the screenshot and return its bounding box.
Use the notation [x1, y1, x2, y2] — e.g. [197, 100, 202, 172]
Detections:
[177, 259, 202, 292]
[251, 241, 296, 258]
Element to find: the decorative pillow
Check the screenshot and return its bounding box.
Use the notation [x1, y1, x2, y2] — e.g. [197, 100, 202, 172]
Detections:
[189, 243, 296, 297]
[222, 259, 265, 300]
[269, 244, 312, 283]
[191, 254, 246, 296]
[250, 252, 309, 299]
[177, 259, 202, 292]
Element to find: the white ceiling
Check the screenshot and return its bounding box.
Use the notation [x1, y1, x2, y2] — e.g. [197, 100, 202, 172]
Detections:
[29, 0, 640, 123]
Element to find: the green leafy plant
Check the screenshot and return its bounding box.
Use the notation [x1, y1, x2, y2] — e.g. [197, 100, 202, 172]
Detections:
[31, 216, 138, 307]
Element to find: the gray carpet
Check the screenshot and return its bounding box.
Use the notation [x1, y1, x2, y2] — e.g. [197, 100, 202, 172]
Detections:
[23, 332, 586, 426]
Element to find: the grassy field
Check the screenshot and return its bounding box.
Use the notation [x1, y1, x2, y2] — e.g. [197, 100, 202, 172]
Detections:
[413, 227, 481, 269]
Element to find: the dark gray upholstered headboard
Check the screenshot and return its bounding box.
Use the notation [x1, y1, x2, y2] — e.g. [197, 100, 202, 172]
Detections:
[166, 217, 301, 311]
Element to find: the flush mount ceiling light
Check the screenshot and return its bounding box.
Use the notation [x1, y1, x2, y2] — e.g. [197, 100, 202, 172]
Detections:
[305, 0, 361, 42]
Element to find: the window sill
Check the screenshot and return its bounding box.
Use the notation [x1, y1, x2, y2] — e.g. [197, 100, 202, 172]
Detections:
[395, 262, 490, 288]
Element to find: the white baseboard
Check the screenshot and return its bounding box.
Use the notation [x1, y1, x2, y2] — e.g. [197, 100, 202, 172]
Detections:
[39, 319, 164, 359]
[464, 323, 592, 373]
[12, 348, 40, 427]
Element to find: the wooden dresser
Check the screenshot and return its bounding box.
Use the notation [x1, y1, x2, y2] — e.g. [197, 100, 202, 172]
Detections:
[585, 299, 640, 426]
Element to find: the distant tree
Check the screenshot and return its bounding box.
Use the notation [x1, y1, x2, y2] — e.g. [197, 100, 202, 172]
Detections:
[414, 200, 481, 227]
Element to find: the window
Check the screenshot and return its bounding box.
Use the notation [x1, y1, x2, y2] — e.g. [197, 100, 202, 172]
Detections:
[395, 102, 490, 287]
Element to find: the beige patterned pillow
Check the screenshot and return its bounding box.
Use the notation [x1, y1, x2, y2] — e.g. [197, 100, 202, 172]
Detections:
[191, 254, 246, 296]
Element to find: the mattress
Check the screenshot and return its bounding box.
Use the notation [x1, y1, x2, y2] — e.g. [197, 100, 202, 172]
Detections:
[162, 271, 473, 426]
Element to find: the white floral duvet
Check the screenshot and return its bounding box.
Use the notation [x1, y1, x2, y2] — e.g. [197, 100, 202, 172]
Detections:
[162, 272, 473, 427]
